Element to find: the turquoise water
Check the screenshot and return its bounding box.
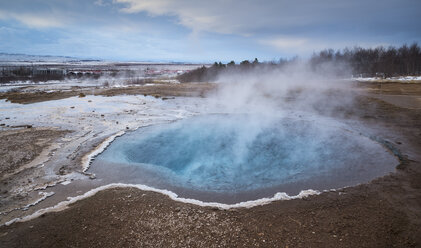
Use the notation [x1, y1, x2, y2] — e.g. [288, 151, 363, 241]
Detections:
[94, 114, 397, 196]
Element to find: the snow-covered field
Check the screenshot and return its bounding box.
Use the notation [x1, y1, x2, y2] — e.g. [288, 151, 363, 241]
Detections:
[354, 76, 421, 82]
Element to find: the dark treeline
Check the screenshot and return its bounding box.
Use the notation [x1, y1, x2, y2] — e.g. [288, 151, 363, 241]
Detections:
[177, 58, 280, 83]
[0, 68, 109, 83]
[0, 70, 65, 83]
[177, 43, 421, 82]
[311, 43, 421, 77]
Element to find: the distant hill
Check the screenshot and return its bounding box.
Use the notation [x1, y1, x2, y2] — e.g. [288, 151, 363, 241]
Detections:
[0, 53, 100, 63]
[0, 53, 204, 65]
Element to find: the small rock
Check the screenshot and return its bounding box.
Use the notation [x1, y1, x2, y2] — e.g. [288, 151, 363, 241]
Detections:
[70, 106, 75, 109]
[58, 166, 67, 175]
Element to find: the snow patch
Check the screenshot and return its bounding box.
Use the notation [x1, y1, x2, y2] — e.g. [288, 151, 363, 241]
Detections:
[355, 76, 421, 82]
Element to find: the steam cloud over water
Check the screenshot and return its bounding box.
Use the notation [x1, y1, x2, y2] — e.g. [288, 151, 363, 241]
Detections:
[206, 60, 355, 116]
[92, 61, 398, 203]
[95, 114, 396, 196]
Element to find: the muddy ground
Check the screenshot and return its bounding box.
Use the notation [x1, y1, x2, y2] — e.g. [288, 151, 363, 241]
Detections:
[0, 128, 69, 178]
[0, 82, 420, 247]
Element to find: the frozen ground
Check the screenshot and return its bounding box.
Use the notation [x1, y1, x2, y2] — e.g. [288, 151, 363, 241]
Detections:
[0, 76, 181, 93]
[354, 76, 421, 82]
[0, 92, 206, 225]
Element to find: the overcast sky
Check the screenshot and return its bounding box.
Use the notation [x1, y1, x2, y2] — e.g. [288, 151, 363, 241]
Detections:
[0, 0, 420, 62]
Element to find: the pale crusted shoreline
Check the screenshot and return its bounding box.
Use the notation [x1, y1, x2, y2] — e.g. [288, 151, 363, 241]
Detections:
[4, 183, 320, 227]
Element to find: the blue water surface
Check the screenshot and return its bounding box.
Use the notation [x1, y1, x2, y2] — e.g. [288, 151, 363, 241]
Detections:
[95, 114, 395, 193]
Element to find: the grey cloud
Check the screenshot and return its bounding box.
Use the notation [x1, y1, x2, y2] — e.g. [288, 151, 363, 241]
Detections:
[113, 0, 421, 38]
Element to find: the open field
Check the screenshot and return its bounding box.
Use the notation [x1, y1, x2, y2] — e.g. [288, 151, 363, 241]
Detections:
[0, 82, 215, 104]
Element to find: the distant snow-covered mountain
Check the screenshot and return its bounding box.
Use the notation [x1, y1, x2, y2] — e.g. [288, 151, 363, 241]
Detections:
[0, 53, 206, 65]
[0, 53, 100, 63]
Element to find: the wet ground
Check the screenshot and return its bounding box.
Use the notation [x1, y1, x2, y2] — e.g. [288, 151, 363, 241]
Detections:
[0, 81, 420, 247]
[0, 85, 209, 225]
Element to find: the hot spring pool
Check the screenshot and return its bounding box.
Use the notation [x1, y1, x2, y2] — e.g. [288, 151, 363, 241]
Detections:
[90, 114, 398, 203]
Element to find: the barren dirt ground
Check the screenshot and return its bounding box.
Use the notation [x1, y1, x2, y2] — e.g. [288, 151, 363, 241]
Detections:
[0, 128, 69, 178]
[0, 83, 215, 104]
[0, 82, 420, 248]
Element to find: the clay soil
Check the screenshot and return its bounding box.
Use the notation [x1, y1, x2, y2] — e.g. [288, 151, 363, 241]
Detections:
[0, 82, 421, 248]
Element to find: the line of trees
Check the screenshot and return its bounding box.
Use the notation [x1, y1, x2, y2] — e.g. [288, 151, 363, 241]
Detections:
[311, 43, 421, 77]
[177, 58, 271, 82]
[177, 43, 421, 82]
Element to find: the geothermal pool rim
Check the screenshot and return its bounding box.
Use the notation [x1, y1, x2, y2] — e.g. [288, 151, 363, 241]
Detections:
[3, 116, 405, 227]
[87, 113, 400, 204]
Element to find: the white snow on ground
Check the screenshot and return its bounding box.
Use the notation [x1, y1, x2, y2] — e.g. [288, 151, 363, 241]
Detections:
[395, 76, 421, 81]
[0, 93, 205, 225]
[0, 78, 181, 93]
[0, 94, 201, 131]
[354, 76, 421, 82]
[0, 85, 23, 92]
